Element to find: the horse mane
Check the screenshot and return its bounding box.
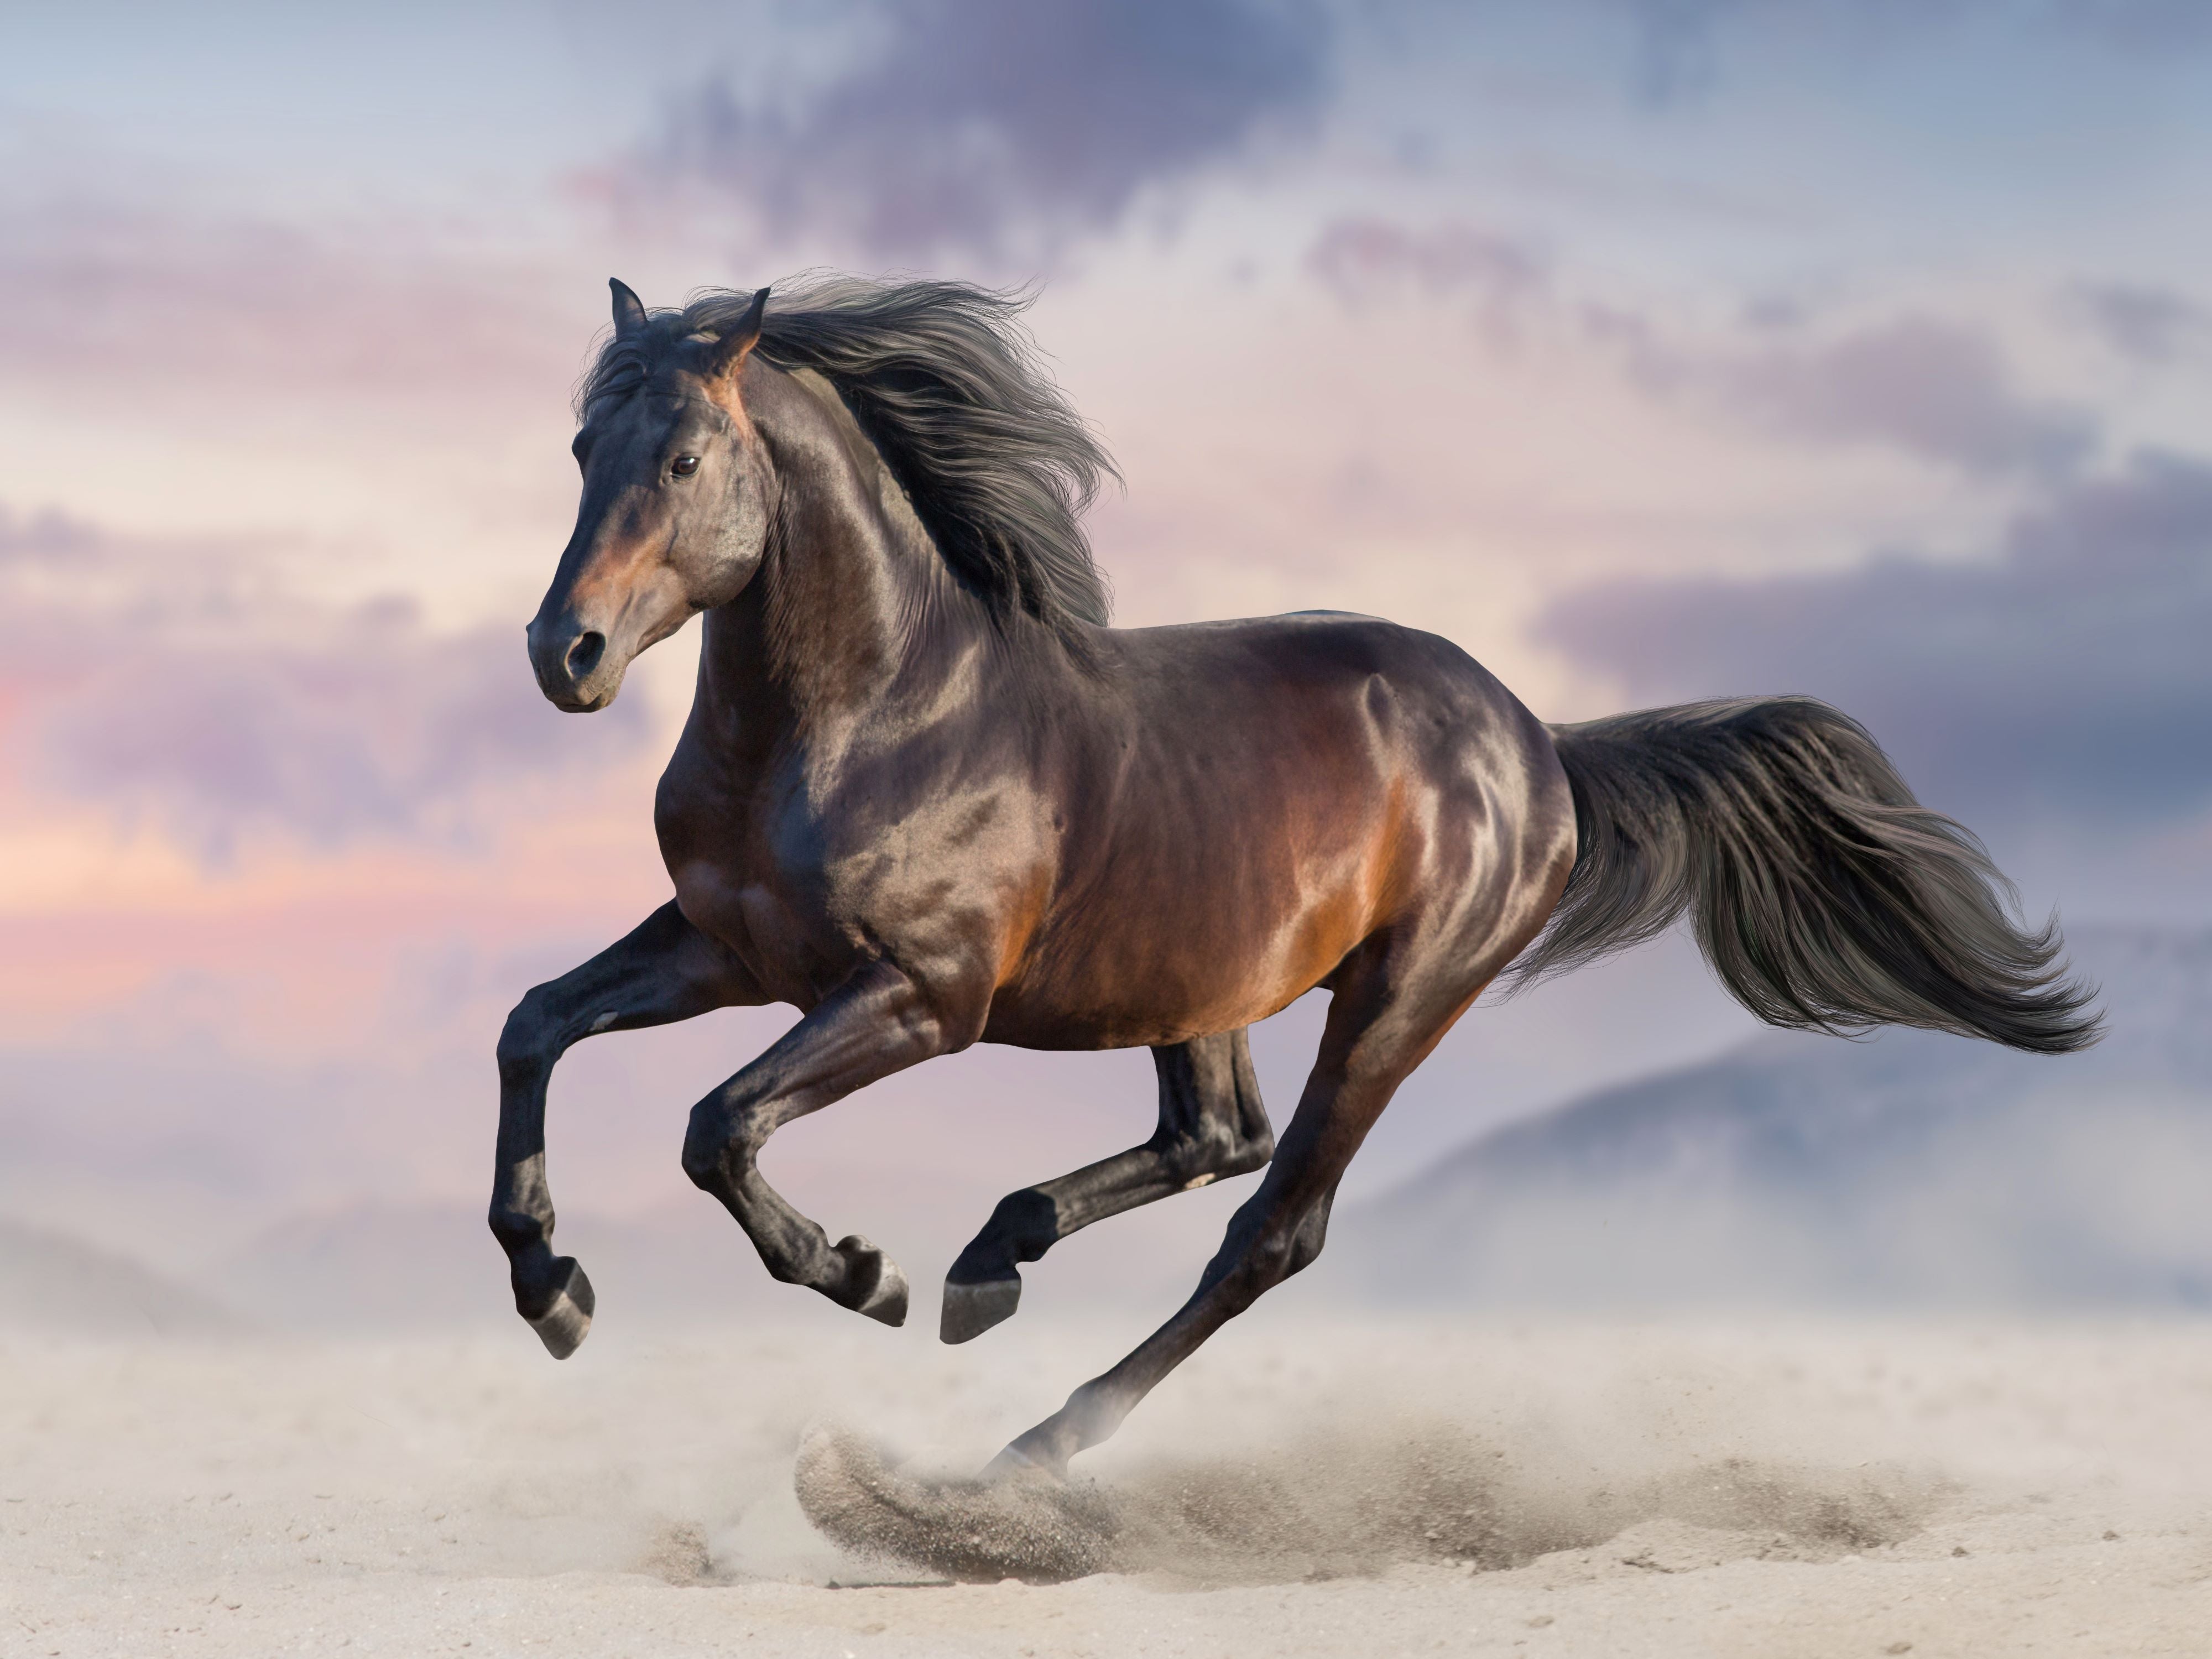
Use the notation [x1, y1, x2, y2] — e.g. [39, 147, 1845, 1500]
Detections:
[577, 274, 1117, 638]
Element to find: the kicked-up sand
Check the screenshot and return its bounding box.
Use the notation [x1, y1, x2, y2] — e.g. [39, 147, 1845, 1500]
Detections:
[3, 1310, 2210, 1657]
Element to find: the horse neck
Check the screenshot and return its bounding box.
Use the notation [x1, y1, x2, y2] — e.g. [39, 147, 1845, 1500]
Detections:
[696, 367, 993, 733]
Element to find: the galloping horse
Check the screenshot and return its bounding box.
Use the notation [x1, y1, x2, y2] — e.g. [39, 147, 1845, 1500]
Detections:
[491, 276, 2095, 1475]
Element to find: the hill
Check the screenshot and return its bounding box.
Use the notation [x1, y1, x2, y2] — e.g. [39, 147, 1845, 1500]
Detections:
[1328, 926, 2212, 1308]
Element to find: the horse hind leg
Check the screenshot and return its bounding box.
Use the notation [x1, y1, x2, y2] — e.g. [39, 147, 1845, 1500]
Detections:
[940, 1030, 1273, 1344]
[988, 954, 1480, 1477]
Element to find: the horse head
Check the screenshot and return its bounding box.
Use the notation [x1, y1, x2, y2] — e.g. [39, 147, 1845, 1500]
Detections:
[527, 280, 775, 712]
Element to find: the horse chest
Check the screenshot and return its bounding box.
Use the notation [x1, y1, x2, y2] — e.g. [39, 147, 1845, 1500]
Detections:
[656, 758, 962, 983]
[656, 757, 854, 995]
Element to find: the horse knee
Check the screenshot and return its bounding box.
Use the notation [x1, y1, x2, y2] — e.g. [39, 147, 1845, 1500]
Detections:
[680, 1113, 724, 1190]
[497, 987, 559, 1081]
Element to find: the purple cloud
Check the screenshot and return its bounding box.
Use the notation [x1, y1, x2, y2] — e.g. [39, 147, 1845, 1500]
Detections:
[0, 510, 646, 864]
[1306, 217, 1550, 328]
[1540, 452, 2212, 826]
[2069, 281, 2212, 364]
[1691, 316, 2096, 478]
[1306, 217, 2095, 479]
[0, 195, 570, 411]
[632, 0, 1332, 262]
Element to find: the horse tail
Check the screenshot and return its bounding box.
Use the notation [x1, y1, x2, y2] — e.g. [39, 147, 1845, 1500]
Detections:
[1503, 696, 2100, 1054]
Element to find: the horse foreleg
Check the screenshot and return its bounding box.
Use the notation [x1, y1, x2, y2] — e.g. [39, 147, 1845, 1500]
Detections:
[492, 901, 757, 1358]
[988, 966, 1475, 1477]
[680, 961, 957, 1327]
[940, 1029, 1273, 1344]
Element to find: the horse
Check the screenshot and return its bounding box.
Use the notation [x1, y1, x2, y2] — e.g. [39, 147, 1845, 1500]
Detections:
[491, 275, 2098, 1476]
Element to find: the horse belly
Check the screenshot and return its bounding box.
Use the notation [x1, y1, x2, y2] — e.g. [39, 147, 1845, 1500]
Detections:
[984, 834, 1381, 1050]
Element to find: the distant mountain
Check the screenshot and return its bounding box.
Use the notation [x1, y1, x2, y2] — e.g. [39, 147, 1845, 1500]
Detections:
[1327, 926, 2212, 1309]
[0, 1217, 246, 1335]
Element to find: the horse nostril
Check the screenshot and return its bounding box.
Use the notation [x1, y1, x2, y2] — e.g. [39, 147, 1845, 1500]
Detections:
[564, 631, 606, 682]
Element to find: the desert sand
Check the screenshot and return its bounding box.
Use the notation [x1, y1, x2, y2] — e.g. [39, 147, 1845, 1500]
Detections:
[4, 1311, 2210, 1657]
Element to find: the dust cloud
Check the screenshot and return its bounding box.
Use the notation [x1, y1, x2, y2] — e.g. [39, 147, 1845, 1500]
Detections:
[797, 1418, 1941, 1584]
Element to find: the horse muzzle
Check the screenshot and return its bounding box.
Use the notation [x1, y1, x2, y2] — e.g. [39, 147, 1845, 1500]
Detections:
[526, 615, 625, 712]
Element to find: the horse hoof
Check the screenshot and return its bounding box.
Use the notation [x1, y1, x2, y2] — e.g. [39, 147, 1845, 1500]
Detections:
[833, 1235, 909, 1327]
[939, 1274, 1021, 1344]
[526, 1258, 594, 1359]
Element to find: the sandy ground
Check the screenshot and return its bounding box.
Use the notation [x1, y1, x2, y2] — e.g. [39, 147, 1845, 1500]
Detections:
[4, 1311, 2210, 1657]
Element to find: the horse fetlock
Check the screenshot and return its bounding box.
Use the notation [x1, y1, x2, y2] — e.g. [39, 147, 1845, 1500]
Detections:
[830, 1234, 909, 1326]
[1284, 1206, 1330, 1276]
[487, 1203, 550, 1254]
[1197, 1223, 1308, 1306]
[987, 1418, 1078, 1482]
[992, 1382, 1123, 1478]
[1251, 1206, 1331, 1281]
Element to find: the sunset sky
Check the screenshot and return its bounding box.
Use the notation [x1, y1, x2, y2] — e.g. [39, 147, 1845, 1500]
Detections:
[5, 2, 2210, 1297]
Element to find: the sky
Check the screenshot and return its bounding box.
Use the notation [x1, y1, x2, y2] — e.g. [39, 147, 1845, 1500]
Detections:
[3, 0, 2210, 1300]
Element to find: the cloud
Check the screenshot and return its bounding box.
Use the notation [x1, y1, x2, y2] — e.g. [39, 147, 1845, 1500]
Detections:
[1304, 216, 2095, 479]
[1719, 319, 2095, 477]
[1538, 452, 2212, 827]
[1306, 217, 1550, 332]
[632, 0, 1332, 262]
[1614, 310, 2099, 479]
[0, 192, 572, 414]
[0, 508, 647, 863]
[2069, 281, 2212, 364]
[1605, 0, 2212, 103]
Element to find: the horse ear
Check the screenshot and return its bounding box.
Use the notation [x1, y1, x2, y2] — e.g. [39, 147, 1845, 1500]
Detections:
[609, 278, 648, 338]
[703, 286, 771, 383]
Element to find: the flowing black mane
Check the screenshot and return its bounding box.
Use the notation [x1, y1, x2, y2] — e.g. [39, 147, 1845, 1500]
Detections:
[578, 275, 1116, 637]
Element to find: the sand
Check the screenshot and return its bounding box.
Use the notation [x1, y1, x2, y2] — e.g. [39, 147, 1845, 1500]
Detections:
[4, 1311, 2210, 1657]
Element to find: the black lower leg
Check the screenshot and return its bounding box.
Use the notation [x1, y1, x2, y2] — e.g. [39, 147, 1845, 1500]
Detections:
[989, 953, 1467, 1475]
[681, 962, 954, 1327]
[941, 1029, 1272, 1343]
[989, 1173, 1336, 1475]
[490, 902, 757, 1357]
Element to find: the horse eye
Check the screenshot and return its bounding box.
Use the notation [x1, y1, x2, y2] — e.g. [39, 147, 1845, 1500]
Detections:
[670, 455, 700, 478]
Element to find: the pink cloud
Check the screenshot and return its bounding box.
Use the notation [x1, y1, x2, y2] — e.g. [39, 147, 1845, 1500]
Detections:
[1306, 216, 1550, 324]
[0, 194, 581, 417]
[0, 506, 649, 865]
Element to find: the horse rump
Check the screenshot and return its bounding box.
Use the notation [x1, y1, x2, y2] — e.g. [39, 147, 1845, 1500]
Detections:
[1503, 696, 2100, 1054]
